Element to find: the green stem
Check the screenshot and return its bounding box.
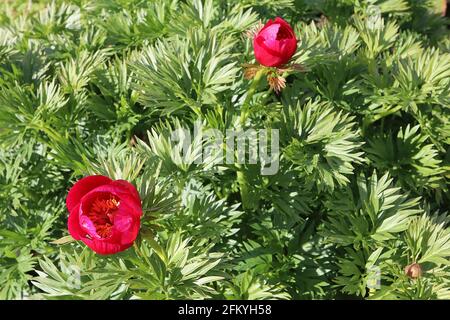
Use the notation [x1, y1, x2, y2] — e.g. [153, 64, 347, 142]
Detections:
[239, 69, 265, 126]
[236, 70, 265, 210]
[236, 165, 253, 210]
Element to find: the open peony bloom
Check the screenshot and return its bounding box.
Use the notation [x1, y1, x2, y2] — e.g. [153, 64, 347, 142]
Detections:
[66, 175, 142, 255]
[253, 17, 297, 67]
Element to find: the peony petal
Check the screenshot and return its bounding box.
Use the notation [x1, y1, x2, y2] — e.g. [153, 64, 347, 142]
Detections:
[119, 219, 140, 245]
[79, 214, 102, 240]
[260, 23, 280, 41]
[68, 204, 84, 240]
[112, 204, 141, 245]
[66, 175, 112, 212]
[254, 36, 285, 67]
[81, 237, 132, 255]
[274, 17, 291, 29]
[259, 17, 277, 32]
[114, 218, 141, 245]
[283, 38, 298, 61]
[113, 211, 133, 233]
[111, 180, 142, 210]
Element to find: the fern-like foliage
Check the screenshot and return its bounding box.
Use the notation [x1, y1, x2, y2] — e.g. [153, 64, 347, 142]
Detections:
[280, 99, 364, 192]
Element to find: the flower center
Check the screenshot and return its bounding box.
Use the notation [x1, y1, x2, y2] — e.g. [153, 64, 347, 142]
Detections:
[86, 195, 120, 238]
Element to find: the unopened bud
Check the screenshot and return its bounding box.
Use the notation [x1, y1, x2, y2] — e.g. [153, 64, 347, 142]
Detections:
[404, 263, 422, 279]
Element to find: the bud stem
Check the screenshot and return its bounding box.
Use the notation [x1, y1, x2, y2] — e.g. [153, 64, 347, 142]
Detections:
[240, 69, 265, 126]
[236, 69, 265, 210]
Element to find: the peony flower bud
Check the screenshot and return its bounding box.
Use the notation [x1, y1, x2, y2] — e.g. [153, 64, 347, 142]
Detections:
[253, 17, 297, 67]
[66, 175, 142, 255]
[404, 263, 422, 279]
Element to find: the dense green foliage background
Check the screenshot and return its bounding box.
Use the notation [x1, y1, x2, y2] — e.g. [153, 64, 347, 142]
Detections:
[0, 0, 449, 299]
